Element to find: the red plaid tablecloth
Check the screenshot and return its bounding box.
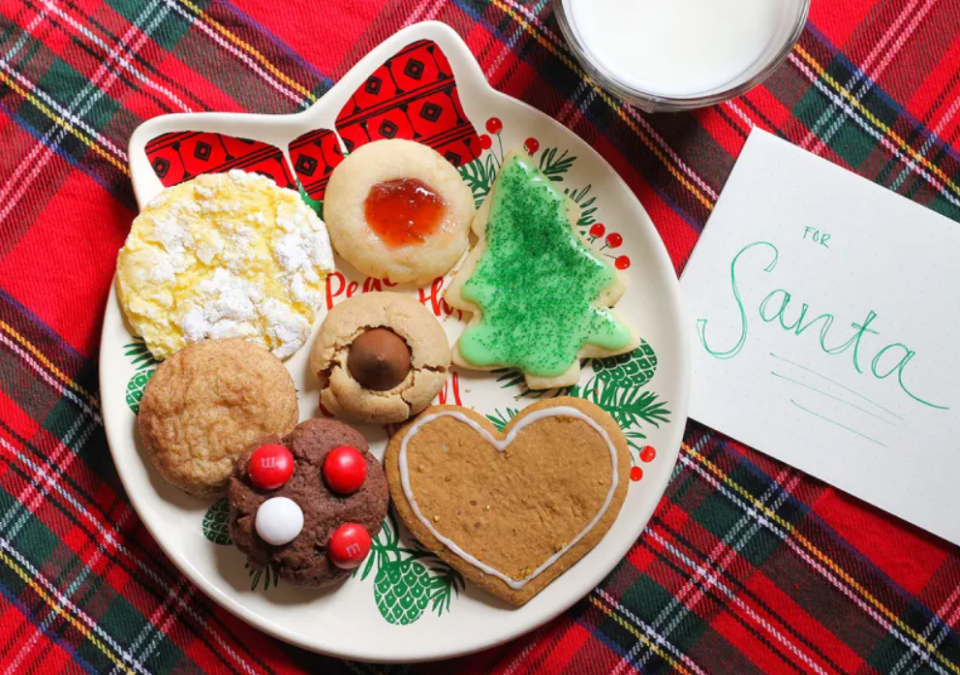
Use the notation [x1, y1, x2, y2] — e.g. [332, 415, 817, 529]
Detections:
[2, 0, 960, 672]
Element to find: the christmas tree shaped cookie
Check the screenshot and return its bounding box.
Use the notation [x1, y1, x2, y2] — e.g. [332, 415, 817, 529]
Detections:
[446, 151, 638, 389]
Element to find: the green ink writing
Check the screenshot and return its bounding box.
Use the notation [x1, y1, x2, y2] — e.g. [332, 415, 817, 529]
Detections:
[803, 226, 831, 248]
[696, 241, 776, 359]
[696, 240, 946, 410]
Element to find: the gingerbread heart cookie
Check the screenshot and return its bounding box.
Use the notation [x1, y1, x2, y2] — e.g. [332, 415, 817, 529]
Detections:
[384, 397, 630, 606]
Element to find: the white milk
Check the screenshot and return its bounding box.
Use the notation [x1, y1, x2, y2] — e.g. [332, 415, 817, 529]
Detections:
[565, 0, 790, 97]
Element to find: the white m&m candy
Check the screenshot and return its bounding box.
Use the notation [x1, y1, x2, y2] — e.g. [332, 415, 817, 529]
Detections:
[255, 497, 303, 546]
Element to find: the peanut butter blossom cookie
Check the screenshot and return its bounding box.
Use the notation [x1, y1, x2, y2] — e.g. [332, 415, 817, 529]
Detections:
[117, 171, 334, 361]
[309, 292, 451, 424]
[445, 152, 638, 389]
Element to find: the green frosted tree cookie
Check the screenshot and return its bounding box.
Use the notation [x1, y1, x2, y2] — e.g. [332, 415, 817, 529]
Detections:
[446, 152, 636, 389]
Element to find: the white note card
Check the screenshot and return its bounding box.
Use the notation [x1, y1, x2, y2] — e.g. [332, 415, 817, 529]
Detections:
[681, 129, 960, 545]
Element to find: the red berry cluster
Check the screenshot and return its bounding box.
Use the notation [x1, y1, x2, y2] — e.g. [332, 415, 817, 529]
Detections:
[629, 446, 658, 482]
[479, 117, 502, 152]
[587, 225, 631, 270]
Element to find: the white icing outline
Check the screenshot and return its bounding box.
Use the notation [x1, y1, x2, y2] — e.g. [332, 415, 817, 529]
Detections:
[398, 406, 619, 590]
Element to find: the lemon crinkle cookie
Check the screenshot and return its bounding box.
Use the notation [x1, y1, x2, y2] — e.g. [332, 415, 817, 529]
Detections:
[117, 170, 334, 360]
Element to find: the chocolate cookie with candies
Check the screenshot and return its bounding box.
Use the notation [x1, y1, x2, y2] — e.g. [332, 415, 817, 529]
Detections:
[228, 418, 388, 587]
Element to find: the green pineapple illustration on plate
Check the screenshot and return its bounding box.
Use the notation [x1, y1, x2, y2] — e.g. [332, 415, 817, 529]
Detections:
[202, 498, 233, 546]
[123, 337, 160, 415]
[375, 558, 434, 625]
[590, 340, 658, 388]
[359, 514, 463, 625]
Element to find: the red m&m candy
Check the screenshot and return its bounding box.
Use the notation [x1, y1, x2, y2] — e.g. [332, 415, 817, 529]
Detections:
[323, 445, 368, 494]
[328, 523, 372, 569]
[248, 444, 294, 490]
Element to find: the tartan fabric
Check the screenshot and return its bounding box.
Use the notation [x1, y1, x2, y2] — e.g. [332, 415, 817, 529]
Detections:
[1, 0, 960, 672]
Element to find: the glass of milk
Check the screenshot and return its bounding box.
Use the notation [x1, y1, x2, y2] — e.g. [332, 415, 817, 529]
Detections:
[556, 0, 810, 112]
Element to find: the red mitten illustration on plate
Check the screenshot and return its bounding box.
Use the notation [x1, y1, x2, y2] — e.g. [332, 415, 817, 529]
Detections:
[145, 132, 296, 189]
[143, 40, 480, 205]
[289, 129, 344, 201]
[335, 39, 481, 167]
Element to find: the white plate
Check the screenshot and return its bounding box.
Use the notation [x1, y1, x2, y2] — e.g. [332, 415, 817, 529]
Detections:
[100, 21, 690, 662]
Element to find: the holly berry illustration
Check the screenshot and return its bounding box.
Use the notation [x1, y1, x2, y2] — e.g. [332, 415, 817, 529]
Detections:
[630, 466, 644, 482]
[589, 223, 606, 238]
[524, 137, 540, 154]
[486, 117, 503, 134]
[615, 255, 631, 270]
[358, 514, 463, 625]
[123, 338, 160, 414]
[322, 445, 367, 494]
[640, 445, 657, 463]
[329, 523, 372, 569]
[605, 233, 623, 249]
[479, 134, 493, 150]
[248, 444, 294, 490]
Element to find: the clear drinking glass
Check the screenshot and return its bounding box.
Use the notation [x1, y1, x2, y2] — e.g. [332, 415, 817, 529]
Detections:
[555, 0, 811, 113]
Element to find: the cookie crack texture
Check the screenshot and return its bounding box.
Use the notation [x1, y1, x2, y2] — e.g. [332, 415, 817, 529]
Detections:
[138, 339, 298, 498]
[117, 171, 334, 361]
[310, 293, 451, 423]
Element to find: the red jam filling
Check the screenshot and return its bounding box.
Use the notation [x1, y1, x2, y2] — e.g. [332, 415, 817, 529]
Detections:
[364, 178, 446, 247]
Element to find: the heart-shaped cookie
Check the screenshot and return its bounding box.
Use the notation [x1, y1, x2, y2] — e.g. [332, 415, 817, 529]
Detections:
[384, 397, 630, 606]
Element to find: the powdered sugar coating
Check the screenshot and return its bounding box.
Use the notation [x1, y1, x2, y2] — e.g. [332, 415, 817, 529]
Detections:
[117, 171, 334, 360]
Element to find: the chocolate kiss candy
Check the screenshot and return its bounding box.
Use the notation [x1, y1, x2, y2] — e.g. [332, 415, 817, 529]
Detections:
[348, 328, 411, 391]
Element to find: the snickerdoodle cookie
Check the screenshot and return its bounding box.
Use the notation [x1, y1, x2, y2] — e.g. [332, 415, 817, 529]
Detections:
[138, 338, 299, 497]
[309, 293, 450, 424]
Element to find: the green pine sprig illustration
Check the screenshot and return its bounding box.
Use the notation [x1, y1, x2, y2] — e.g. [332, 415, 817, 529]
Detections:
[580, 379, 671, 450]
[564, 184, 598, 228]
[123, 338, 160, 415]
[247, 562, 280, 591]
[538, 147, 576, 181]
[486, 407, 519, 432]
[123, 337, 161, 370]
[459, 152, 500, 209]
[359, 514, 464, 625]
